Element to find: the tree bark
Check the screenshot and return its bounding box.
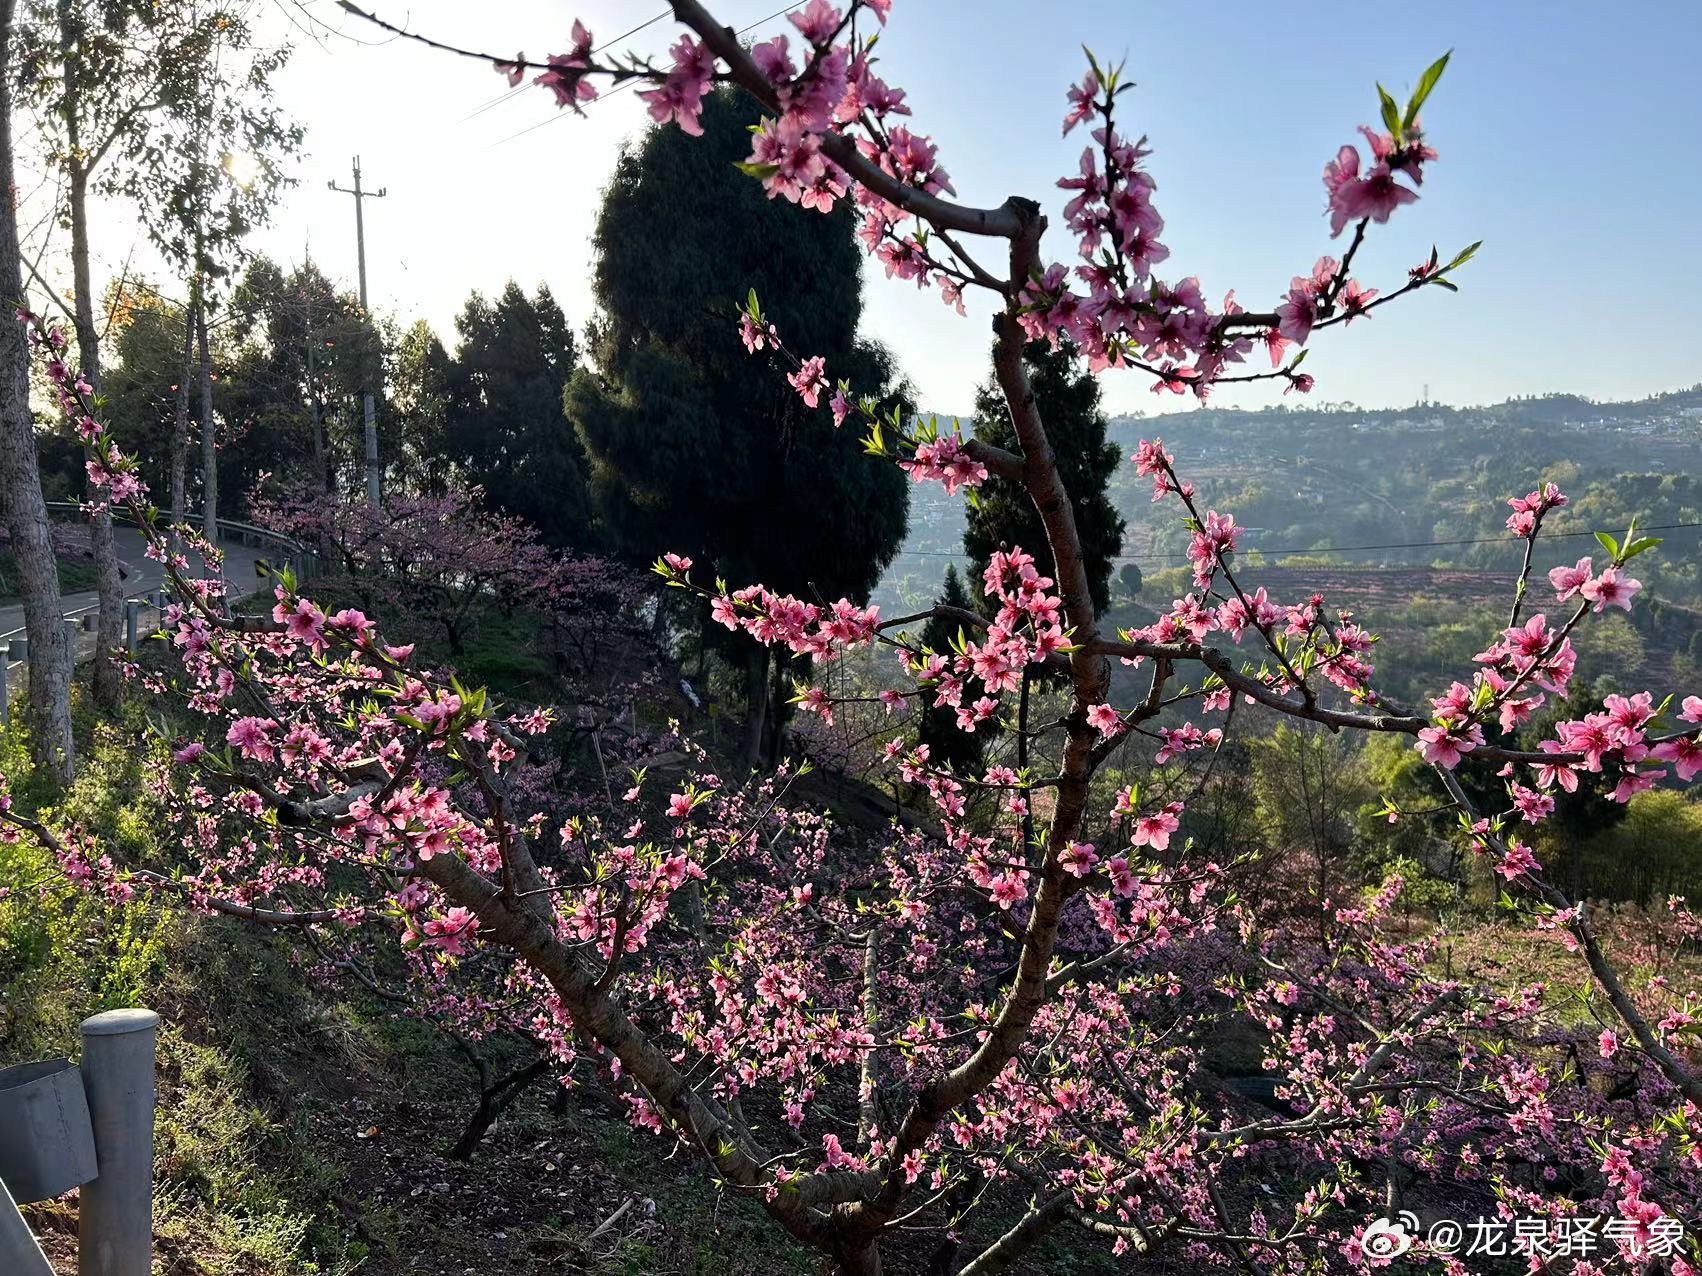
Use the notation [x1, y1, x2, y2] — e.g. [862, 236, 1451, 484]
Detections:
[835, 1245, 881, 1276]
[309, 389, 327, 493]
[764, 644, 786, 765]
[449, 1054, 550, 1161]
[197, 302, 217, 548]
[0, 0, 74, 783]
[169, 290, 193, 531]
[65, 157, 124, 710]
[741, 642, 769, 767]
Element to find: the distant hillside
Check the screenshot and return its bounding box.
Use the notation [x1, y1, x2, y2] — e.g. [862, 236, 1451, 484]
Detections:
[1112, 382, 1702, 435]
[874, 386, 1702, 630]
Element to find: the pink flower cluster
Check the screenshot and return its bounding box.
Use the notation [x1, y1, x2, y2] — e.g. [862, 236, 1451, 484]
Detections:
[1322, 123, 1434, 237]
[1126, 440, 1378, 698]
[898, 430, 988, 495]
[1002, 66, 1436, 398]
[637, 35, 715, 135]
[1549, 557, 1642, 612]
[1505, 482, 1567, 536]
[24, 315, 148, 507]
[1185, 510, 1239, 589]
[787, 354, 828, 407]
[1535, 693, 1702, 799]
[703, 581, 881, 664]
[1273, 255, 1371, 346]
[535, 21, 599, 112]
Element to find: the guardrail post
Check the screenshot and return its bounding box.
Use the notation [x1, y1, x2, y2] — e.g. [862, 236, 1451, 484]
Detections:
[63, 620, 79, 661]
[78, 1009, 159, 1276]
[124, 602, 141, 653]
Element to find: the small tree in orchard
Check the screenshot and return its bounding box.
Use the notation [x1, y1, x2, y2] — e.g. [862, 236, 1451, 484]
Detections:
[1118, 561, 1143, 598]
[11, 7, 1702, 1276]
[249, 480, 645, 667]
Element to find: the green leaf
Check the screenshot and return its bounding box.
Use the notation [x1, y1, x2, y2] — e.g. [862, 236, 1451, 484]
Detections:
[1595, 531, 1621, 559]
[1377, 83, 1402, 142]
[1622, 536, 1663, 560]
[733, 160, 778, 180]
[1444, 240, 1482, 272]
[1403, 51, 1451, 130]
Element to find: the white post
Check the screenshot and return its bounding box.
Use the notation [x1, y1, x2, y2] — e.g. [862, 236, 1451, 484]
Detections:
[78, 1009, 158, 1276]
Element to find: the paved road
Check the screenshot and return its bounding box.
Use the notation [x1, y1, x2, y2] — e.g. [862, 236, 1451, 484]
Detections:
[0, 525, 272, 659]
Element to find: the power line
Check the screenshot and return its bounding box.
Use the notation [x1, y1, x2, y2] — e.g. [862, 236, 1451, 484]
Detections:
[458, 9, 674, 124]
[889, 521, 1702, 566]
[493, 2, 797, 147]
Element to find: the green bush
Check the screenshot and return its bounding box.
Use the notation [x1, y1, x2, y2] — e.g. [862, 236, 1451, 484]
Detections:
[0, 707, 360, 1275]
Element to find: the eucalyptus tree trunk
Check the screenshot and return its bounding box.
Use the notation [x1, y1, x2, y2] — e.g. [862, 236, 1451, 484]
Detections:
[197, 304, 217, 550]
[0, 0, 73, 782]
[66, 161, 125, 710]
[169, 293, 193, 531]
[741, 644, 769, 767]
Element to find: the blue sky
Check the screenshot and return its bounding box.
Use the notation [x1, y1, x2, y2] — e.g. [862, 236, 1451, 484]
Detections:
[81, 0, 1702, 418]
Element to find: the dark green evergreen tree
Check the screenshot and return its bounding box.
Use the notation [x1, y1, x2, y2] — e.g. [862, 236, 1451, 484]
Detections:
[964, 339, 1124, 616]
[389, 319, 454, 494]
[446, 282, 590, 548]
[567, 87, 910, 762]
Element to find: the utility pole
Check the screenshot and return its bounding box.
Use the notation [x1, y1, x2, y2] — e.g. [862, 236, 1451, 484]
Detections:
[303, 242, 327, 493]
[328, 157, 385, 509]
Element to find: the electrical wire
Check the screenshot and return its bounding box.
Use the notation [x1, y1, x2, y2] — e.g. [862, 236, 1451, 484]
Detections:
[492, 2, 798, 147]
[458, 8, 674, 124]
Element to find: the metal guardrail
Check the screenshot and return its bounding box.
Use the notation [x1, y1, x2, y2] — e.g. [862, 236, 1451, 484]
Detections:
[1, 1008, 161, 1276]
[42, 501, 305, 562]
[0, 508, 312, 713]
